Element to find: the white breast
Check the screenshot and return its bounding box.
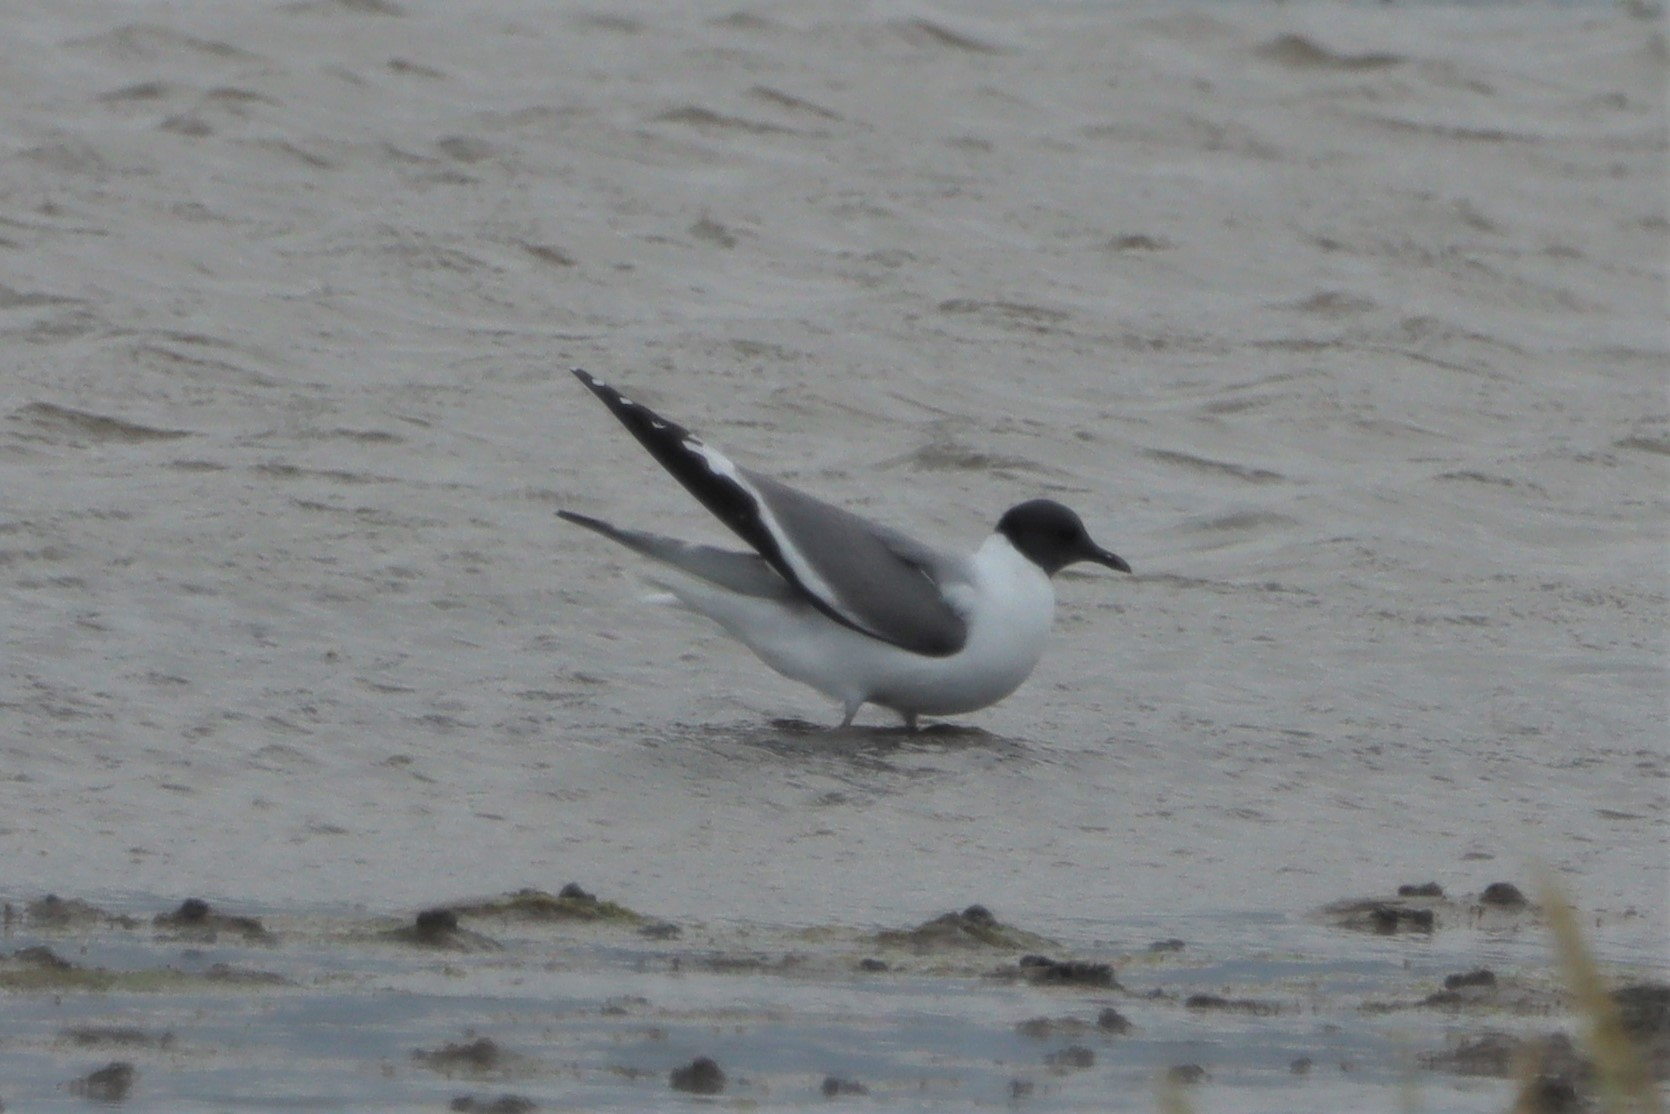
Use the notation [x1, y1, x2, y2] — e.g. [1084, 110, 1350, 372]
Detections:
[865, 532, 1057, 716]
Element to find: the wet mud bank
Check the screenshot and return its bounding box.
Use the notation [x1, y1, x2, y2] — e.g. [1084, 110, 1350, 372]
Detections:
[0, 883, 1662, 1111]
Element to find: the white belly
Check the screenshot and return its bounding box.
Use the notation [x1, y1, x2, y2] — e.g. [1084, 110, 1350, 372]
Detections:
[669, 533, 1057, 718]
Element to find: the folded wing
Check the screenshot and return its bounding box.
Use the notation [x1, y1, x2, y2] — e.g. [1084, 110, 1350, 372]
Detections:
[569, 369, 970, 656]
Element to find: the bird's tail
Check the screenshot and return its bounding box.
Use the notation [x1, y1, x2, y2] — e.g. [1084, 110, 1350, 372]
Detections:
[556, 511, 792, 600]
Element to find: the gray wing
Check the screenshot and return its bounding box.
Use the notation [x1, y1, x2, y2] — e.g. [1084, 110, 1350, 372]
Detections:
[743, 471, 971, 656]
[568, 368, 970, 656]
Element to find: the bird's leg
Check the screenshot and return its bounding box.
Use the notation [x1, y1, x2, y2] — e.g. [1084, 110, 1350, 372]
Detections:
[901, 710, 919, 732]
[840, 699, 861, 728]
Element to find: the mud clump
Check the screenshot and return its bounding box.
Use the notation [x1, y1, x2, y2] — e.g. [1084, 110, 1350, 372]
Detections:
[153, 898, 274, 944]
[446, 885, 642, 925]
[61, 1026, 175, 1050]
[12, 945, 73, 971]
[1373, 906, 1434, 933]
[1420, 968, 1505, 1009]
[1421, 986, 1670, 1099]
[1045, 1044, 1095, 1070]
[637, 921, 681, 940]
[1, 946, 242, 993]
[415, 1037, 505, 1076]
[1397, 882, 1445, 898]
[449, 1095, 537, 1113]
[203, 962, 292, 986]
[1018, 1006, 1134, 1040]
[413, 908, 462, 939]
[669, 1056, 725, 1094]
[1016, 954, 1119, 988]
[1615, 982, 1670, 1079]
[1098, 1007, 1133, 1034]
[875, 904, 1052, 951]
[1444, 968, 1497, 990]
[820, 1076, 868, 1097]
[1614, 983, 1669, 1035]
[1017, 1015, 1089, 1040]
[1366, 969, 1560, 1016]
[1518, 1076, 1583, 1114]
[71, 1061, 135, 1102]
[0, 946, 109, 992]
[1419, 1030, 1585, 1079]
[1320, 894, 1440, 934]
[1479, 882, 1528, 909]
[24, 895, 139, 930]
[384, 908, 502, 952]
[1168, 1063, 1207, 1084]
[1186, 993, 1281, 1016]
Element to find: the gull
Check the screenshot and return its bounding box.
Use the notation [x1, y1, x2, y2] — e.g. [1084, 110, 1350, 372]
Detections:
[557, 369, 1130, 728]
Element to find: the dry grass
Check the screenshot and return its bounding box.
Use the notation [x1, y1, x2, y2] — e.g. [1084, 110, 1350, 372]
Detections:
[1154, 1072, 1195, 1114]
[1535, 873, 1663, 1114]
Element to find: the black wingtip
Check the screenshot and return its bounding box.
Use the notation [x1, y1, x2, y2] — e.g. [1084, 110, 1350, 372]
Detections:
[556, 509, 619, 541]
[571, 367, 651, 425]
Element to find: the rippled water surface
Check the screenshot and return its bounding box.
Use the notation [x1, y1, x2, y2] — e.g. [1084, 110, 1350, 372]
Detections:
[2, 0, 1664, 1108]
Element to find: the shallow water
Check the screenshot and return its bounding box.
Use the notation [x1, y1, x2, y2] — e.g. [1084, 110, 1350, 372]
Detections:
[1, 0, 1666, 1107]
[1, 891, 1658, 1112]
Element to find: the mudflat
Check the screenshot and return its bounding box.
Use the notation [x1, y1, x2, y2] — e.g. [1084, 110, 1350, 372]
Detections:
[1, 1, 1664, 1109]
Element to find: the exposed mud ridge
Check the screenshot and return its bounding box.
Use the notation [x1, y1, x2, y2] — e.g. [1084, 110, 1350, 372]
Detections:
[0, 890, 1661, 1108]
[875, 905, 1055, 952]
[445, 885, 644, 925]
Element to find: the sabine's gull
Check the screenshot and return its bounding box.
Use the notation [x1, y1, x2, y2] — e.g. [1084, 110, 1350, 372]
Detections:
[558, 369, 1131, 728]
